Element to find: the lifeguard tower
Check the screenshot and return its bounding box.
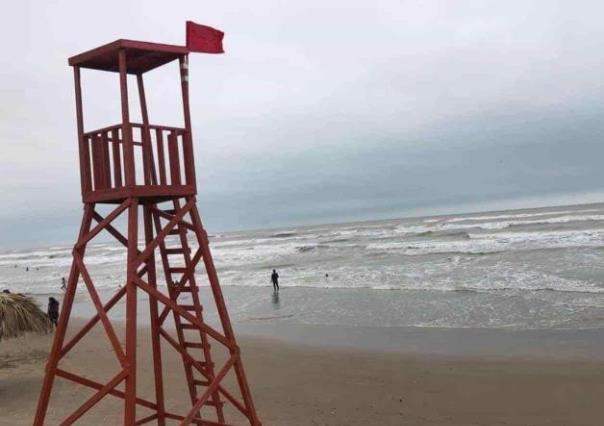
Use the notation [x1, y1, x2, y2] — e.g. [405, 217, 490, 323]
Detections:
[34, 25, 262, 426]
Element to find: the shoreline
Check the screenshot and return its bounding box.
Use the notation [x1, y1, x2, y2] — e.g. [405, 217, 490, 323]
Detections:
[21, 287, 604, 361]
[23, 282, 604, 334]
[234, 322, 604, 361]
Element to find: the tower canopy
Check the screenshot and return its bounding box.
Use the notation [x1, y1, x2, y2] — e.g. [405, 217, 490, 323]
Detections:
[68, 39, 189, 74]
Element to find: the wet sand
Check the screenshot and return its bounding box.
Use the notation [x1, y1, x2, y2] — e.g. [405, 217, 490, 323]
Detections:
[1, 322, 604, 425]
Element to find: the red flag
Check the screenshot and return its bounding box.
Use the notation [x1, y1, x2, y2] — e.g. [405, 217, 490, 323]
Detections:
[186, 21, 224, 54]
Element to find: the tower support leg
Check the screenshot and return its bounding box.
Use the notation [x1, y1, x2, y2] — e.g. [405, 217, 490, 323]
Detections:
[144, 204, 166, 425]
[124, 199, 139, 424]
[33, 198, 262, 425]
[33, 204, 95, 426]
[190, 203, 261, 426]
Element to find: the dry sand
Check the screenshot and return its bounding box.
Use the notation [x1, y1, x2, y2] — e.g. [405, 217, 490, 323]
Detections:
[1, 322, 603, 425]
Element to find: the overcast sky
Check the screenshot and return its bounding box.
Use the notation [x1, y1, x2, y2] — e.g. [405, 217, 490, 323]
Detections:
[1, 1, 604, 247]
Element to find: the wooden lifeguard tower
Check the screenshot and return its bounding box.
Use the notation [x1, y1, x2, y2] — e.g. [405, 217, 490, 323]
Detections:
[34, 25, 262, 426]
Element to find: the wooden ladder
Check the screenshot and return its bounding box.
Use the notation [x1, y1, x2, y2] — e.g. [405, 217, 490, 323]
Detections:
[153, 198, 225, 422]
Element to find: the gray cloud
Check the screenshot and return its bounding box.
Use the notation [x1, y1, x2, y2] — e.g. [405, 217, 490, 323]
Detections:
[2, 1, 604, 246]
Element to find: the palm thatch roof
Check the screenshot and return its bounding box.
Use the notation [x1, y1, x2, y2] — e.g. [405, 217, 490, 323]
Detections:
[0, 293, 53, 340]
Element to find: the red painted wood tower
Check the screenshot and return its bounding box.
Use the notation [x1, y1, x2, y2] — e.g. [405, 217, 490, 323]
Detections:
[34, 34, 262, 425]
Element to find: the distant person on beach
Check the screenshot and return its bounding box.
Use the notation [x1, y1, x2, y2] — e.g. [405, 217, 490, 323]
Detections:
[61, 277, 66, 290]
[271, 269, 279, 292]
[26, 266, 29, 272]
[47, 297, 60, 327]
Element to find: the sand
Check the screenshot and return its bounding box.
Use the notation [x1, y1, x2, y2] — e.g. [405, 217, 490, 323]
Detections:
[1, 323, 603, 425]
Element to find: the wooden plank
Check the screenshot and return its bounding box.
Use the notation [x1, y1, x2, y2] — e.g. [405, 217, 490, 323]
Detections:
[83, 135, 92, 192]
[55, 368, 158, 411]
[82, 184, 196, 204]
[98, 134, 109, 189]
[119, 49, 135, 188]
[100, 131, 111, 188]
[156, 128, 167, 185]
[136, 74, 153, 185]
[83, 123, 122, 138]
[133, 123, 186, 133]
[168, 130, 181, 185]
[91, 135, 105, 190]
[59, 370, 128, 425]
[111, 129, 122, 187]
[179, 56, 197, 188]
[74, 67, 91, 194]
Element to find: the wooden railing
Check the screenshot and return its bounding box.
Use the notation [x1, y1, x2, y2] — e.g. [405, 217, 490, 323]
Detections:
[82, 123, 194, 196]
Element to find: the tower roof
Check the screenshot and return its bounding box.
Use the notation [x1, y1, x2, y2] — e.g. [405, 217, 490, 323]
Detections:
[68, 39, 189, 74]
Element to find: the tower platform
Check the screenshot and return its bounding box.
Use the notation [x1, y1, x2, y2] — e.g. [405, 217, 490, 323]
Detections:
[81, 121, 196, 204]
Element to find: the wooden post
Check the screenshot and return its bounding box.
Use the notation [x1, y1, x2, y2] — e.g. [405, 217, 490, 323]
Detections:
[144, 205, 166, 425]
[168, 131, 181, 185]
[74, 67, 91, 196]
[156, 128, 167, 185]
[189, 203, 261, 425]
[137, 74, 157, 185]
[124, 199, 139, 424]
[111, 129, 123, 187]
[33, 204, 95, 425]
[119, 49, 135, 188]
[179, 55, 197, 188]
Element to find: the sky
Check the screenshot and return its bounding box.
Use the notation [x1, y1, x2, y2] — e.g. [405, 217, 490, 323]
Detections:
[1, 1, 604, 247]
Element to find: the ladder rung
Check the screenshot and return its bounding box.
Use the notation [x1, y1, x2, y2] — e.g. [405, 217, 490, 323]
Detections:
[178, 286, 197, 293]
[165, 247, 191, 255]
[164, 208, 176, 215]
[202, 400, 224, 407]
[189, 360, 214, 369]
[180, 304, 201, 311]
[168, 267, 187, 274]
[193, 379, 210, 386]
[168, 228, 181, 235]
[180, 323, 198, 330]
[184, 342, 205, 349]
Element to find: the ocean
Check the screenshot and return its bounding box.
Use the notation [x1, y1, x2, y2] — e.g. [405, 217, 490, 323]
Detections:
[2, 202, 604, 331]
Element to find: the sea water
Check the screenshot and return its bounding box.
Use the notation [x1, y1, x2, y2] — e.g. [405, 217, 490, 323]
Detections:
[2, 202, 604, 330]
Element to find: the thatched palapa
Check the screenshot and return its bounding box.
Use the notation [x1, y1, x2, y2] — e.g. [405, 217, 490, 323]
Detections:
[0, 293, 53, 340]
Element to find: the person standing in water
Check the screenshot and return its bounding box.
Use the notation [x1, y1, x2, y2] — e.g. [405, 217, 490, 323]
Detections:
[61, 277, 66, 290]
[271, 269, 279, 292]
[47, 297, 60, 327]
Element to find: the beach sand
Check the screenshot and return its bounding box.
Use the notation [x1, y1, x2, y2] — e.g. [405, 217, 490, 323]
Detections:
[1, 323, 603, 426]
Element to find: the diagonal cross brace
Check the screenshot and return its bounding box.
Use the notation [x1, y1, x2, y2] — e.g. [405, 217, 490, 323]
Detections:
[152, 205, 196, 232]
[158, 327, 213, 377]
[59, 370, 127, 426]
[134, 275, 232, 348]
[60, 285, 127, 359]
[92, 210, 142, 256]
[134, 198, 195, 269]
[76, 199, 131, 249]
[157, 245, 204, 325]
[60, 262, 149, 360]
[157, 327, 250, 418]
[180, 355, 238, 425]
[74, 254, 127, 365]
[56, 368, 158, 411]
